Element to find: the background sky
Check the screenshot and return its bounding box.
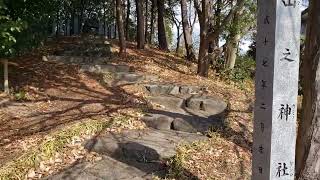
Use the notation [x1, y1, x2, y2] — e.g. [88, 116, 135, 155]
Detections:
[172, 0, 309, 55]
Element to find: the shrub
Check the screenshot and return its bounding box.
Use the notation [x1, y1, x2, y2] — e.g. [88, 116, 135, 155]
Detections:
[215, 55, 256, 84]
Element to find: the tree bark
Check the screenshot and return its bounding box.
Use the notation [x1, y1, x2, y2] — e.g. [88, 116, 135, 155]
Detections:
[103, 1, 106, 36]
[225, 11, 241, 70]
[136, 0, 145, 49]
[181, 0, 196, 61]
[79, 0, 85, 33]
[296, 0, 320, 179]
[149, 0, 156, 44]
[125, 0, 130, 40]
[194, 0, 209, 76]
[157, 0, 168, 50]
[116, 0, 126, 54]
[175, 25, 182, 53]
[214, 0, 222, 47]
[145, 0, 149, 43]
[225, 33, 241, 69]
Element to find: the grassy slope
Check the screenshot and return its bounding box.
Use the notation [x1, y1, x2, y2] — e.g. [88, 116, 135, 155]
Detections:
[0, 38, 254, 179]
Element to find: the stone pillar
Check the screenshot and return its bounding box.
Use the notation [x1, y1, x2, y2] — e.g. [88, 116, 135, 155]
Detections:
[252, 0, 301, 180]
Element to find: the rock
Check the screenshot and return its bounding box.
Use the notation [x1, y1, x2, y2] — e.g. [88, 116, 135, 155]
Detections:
[48, 129, 206, 180]
[145, 84, 174, 95]
[179, 86, 190, 94]
[169, 86, 180, 95]
[145, 84, 160, 94]
[186, 95, 227, 114]
[84, 129, 206, 159]
[114, 73, 144, 83]
[80, 64, 131, 74]
[144, 75, 159, 82]
[172, 118, 197, 133]
[148, 96, 184, 112]
[141, 115, 173, 130]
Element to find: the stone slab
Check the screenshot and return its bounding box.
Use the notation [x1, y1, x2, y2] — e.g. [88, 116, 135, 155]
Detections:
[44, 56, 110, 65]
[144, 84, 207, 96]
[80, 64, 132, 74]
[84, 129, 206, 160]
[141, 115, 174, 130]
[48, 129, 205, 180]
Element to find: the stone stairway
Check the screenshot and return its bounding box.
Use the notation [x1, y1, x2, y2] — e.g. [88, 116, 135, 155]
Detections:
[45, 39, 228, 180]
[47, 129, 206, 180]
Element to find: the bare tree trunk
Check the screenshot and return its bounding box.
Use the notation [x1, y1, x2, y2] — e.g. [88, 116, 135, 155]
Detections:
[145, 0, 149, 43]
[125, 0, 130, 40]
[296, 0, 320, 179]
[225, 34, 241, 69]
[225, 11, 241, 70]
[108, 25, 112, 39]
[116, 0, 126, 54]
[3, 60, 9, 94]
[198, 25, 209, 76]
[79, 0, 85, 33]
[136, 0, 145, 49]
[176, 25, 182, 53]
[181, 0, 196, 61]
[157, 0, 168, 50]
[214, 0, 222, 47]
[195, 0, 209, 76]
[103, 1, 106, 36]
[149, 0, 156, 44]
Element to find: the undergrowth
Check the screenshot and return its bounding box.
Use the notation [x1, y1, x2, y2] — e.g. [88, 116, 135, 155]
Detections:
[214, 55, 255, 89]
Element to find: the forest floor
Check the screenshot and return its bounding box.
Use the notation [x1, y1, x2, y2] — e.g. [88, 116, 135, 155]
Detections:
[0, 37, 254, 180]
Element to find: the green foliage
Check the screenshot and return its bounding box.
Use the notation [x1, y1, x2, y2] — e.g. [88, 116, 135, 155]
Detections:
[14, 90, 26, 101]
[215, 55, 255, 83]
[0, 0, 61, 57]
[0, 0, 27, 56]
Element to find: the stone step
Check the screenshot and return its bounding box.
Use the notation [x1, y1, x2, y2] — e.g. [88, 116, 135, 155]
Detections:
[145, 84, 207, 95]
[142, 94, 227, 133]
[46, 155, 163, 180]
[43, 56, 110, 65]
[55, 43, 112, 57]
[106, 73, 159, 86]
[0, 97, 10, 107]
[80, 64, 132, 74]
[84, 129, 206, 160]
[46, 129, 206, 180]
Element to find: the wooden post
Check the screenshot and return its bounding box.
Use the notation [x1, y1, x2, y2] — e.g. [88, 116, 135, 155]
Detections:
[3, 59, 9, 94]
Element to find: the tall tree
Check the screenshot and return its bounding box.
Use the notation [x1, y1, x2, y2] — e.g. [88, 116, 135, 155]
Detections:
[125, 0, 130, 40]
[194, 0, 246, 77]
[157, 0, 168, 50]
[149, 0, 156, 44]
[145, 0, 149, 43]
[194, 0, 210, 76]
[224, 1, 255, 70]
[181, 0, 196, 61]
[296, 1, 320, 179]
[136, 0, 145, 48]
[116, 0, 126, 54]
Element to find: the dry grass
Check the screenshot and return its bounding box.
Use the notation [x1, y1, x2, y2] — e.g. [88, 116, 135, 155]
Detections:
[167, 131, 251, 180]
